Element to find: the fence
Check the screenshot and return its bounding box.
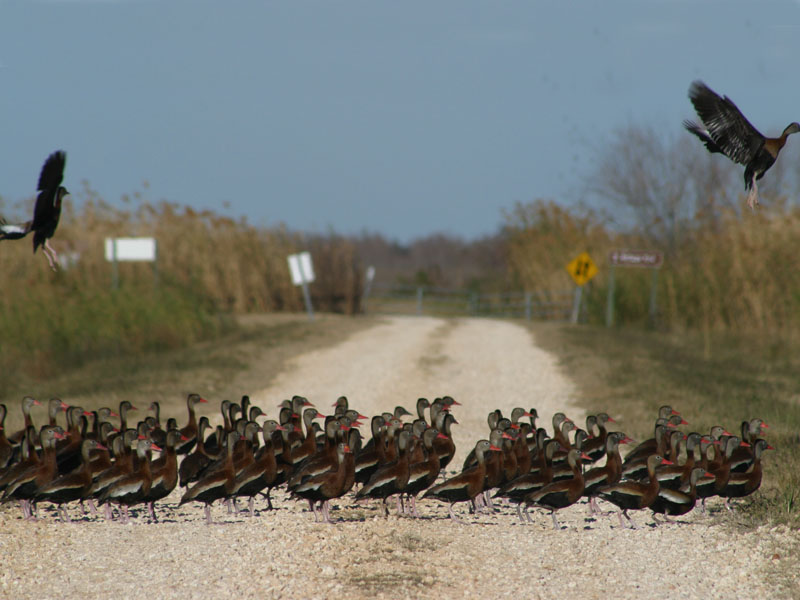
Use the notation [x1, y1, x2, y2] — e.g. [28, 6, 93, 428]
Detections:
[363, 284, 574, 320]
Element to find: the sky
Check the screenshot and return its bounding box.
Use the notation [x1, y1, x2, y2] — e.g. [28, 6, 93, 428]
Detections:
[2, 0, 800, 243]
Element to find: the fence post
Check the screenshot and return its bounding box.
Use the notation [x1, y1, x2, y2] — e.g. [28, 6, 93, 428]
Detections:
[648, 269, 658, 328]
[525, 292, 532, 321]
[570, 286, 583, 324]
[470, 292, 478, 316]
[416, 287, 423, 315]
[605, 264, 615, 327]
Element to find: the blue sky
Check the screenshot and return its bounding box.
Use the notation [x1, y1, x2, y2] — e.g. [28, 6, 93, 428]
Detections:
[2, 1, 800, 242]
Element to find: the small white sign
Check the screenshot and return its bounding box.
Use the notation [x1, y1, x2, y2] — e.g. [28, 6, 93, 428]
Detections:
[105, 237, 157, 262]
[365, 265, 376, 282]
[287, 251, 315, 286]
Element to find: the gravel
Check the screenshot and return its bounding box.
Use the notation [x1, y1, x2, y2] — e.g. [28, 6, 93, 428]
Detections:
[1, 316, 797, 599]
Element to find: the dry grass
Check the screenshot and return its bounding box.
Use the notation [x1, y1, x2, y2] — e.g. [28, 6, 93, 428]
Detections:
[0, 187, 364, 386]
[506, 199, 800, 334]
[530, 321, 800, 530]
[0, 313, 377, 433]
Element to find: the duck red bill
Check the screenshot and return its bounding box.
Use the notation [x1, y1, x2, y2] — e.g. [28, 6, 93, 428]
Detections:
[489, 445, 502, 452]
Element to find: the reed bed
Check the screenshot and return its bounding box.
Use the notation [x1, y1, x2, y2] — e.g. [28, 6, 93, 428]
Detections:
[507, 198, 800, 335]
[0, 186, 362, 385]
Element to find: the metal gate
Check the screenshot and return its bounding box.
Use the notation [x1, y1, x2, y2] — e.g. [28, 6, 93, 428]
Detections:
[362, 284, 573, 320]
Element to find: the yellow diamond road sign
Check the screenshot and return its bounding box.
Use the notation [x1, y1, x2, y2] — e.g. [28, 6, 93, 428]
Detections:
[566, 252, 598, 286]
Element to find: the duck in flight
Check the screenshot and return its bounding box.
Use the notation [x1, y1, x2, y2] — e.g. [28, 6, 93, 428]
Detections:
[684, 80, 799, 210]
[0, 150, 68, 270]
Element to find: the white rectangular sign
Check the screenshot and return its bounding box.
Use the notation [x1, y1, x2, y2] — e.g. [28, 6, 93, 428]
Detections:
[105, 237, 157, 262]
[287, 251, 315, 286]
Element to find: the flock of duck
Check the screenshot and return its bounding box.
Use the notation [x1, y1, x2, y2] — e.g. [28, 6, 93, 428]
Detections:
[0, 394, 772, 529]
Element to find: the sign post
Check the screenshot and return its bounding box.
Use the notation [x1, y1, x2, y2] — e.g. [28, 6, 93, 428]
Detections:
[104, 237, 158, 289]
[565, 252, 598, 324]
[606, 250, 663, 327]
[287, 251, 315, 321]
[361, 265, 376, 311]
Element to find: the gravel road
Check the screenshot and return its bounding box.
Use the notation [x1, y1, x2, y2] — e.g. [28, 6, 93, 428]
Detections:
[1, 316, 796, 599]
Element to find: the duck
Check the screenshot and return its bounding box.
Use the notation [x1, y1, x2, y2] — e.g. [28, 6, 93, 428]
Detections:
[403, 427, 447, 517]
[176, 393, 208, 454]
[649, 467, 708, 524]
[423, 439, 501, 523]
[718, 438, 773, 510]
[597, 454, 672, 529]
[355, 430, 412, 517]
[0, 151, 69, 270]
[144, 430, 186, 522]
[230, 421, 285, 515]
[34, 439, 106, 522]
[684, 80, 800, 210]
[179, 431, 240, 525]
[522, 449, 590, 529]
[292, 442, 354, 523]
[97, 438, 160, 523]
[1, 426, 66, 520]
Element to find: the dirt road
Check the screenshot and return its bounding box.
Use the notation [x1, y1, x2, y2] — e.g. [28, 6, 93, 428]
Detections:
[1, 316, 795, 599]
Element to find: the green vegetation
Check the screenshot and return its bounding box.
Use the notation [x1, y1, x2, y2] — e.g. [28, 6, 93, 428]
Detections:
[531, 321, 800, 529]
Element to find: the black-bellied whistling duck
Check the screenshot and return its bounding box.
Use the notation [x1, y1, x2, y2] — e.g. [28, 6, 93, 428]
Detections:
[34, 439, 106, 522]
[355, 415, 386, 484]
[179, 431, 239, 525]
[624, 415, 687, 466]
[423, 439, 501, 523]
[281, 395, 314, 432]
[598, 454, 672, 529]
[339, 427, 362, 499]
[281, 408, 324, 476]
[144, 429, 187, 522]
[46, 398, 69, 428]
[494, 438, 561, 522]
[332, 395, 349, 417]
[0, 405, 12, 469]
[0, 427, 38, 494]
[56, 406, 91, 475]
[621, 424, 673, 479]
[293, 441, 355, 523]
[718, 438, 773, 510]
[477, 429, 507, 512]
[583, 432, 630, 514]
[729, 419, 769, 473]
[684, 80, 800, 210]
[2, 427, 66, 520]
[415, 398, 431, 425]
[550, 413, 575, 453]
[582, 413, 617, 463]
[402, 427, 446, 518]
[289, 419, 349, 491]
[176, 393, 208, 454]
[694, 435, 746, 511]
[8, 396, 42, 446]
[506, 423, 533, 477]
[88, 429, 139, 519]
[433, 412, 457, 472]
[230, 420, 285, 515]
[649, 467, 708, 524]
[118, 401, 137, 434]
[98, 438, 160, 523]
[0, 151, 68, 269]
[356, 430, 412, 517]
[178, 417, 213, 488]
[653, 432, 702, 491]
[523, 449, 590, 529]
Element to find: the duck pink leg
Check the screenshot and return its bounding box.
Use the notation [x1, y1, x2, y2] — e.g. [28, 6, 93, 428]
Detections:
[747, 178, 759, 210]
[204, 504, 213, 525]
[43, 240, 59, 271]
[447, 503, 464, 523]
